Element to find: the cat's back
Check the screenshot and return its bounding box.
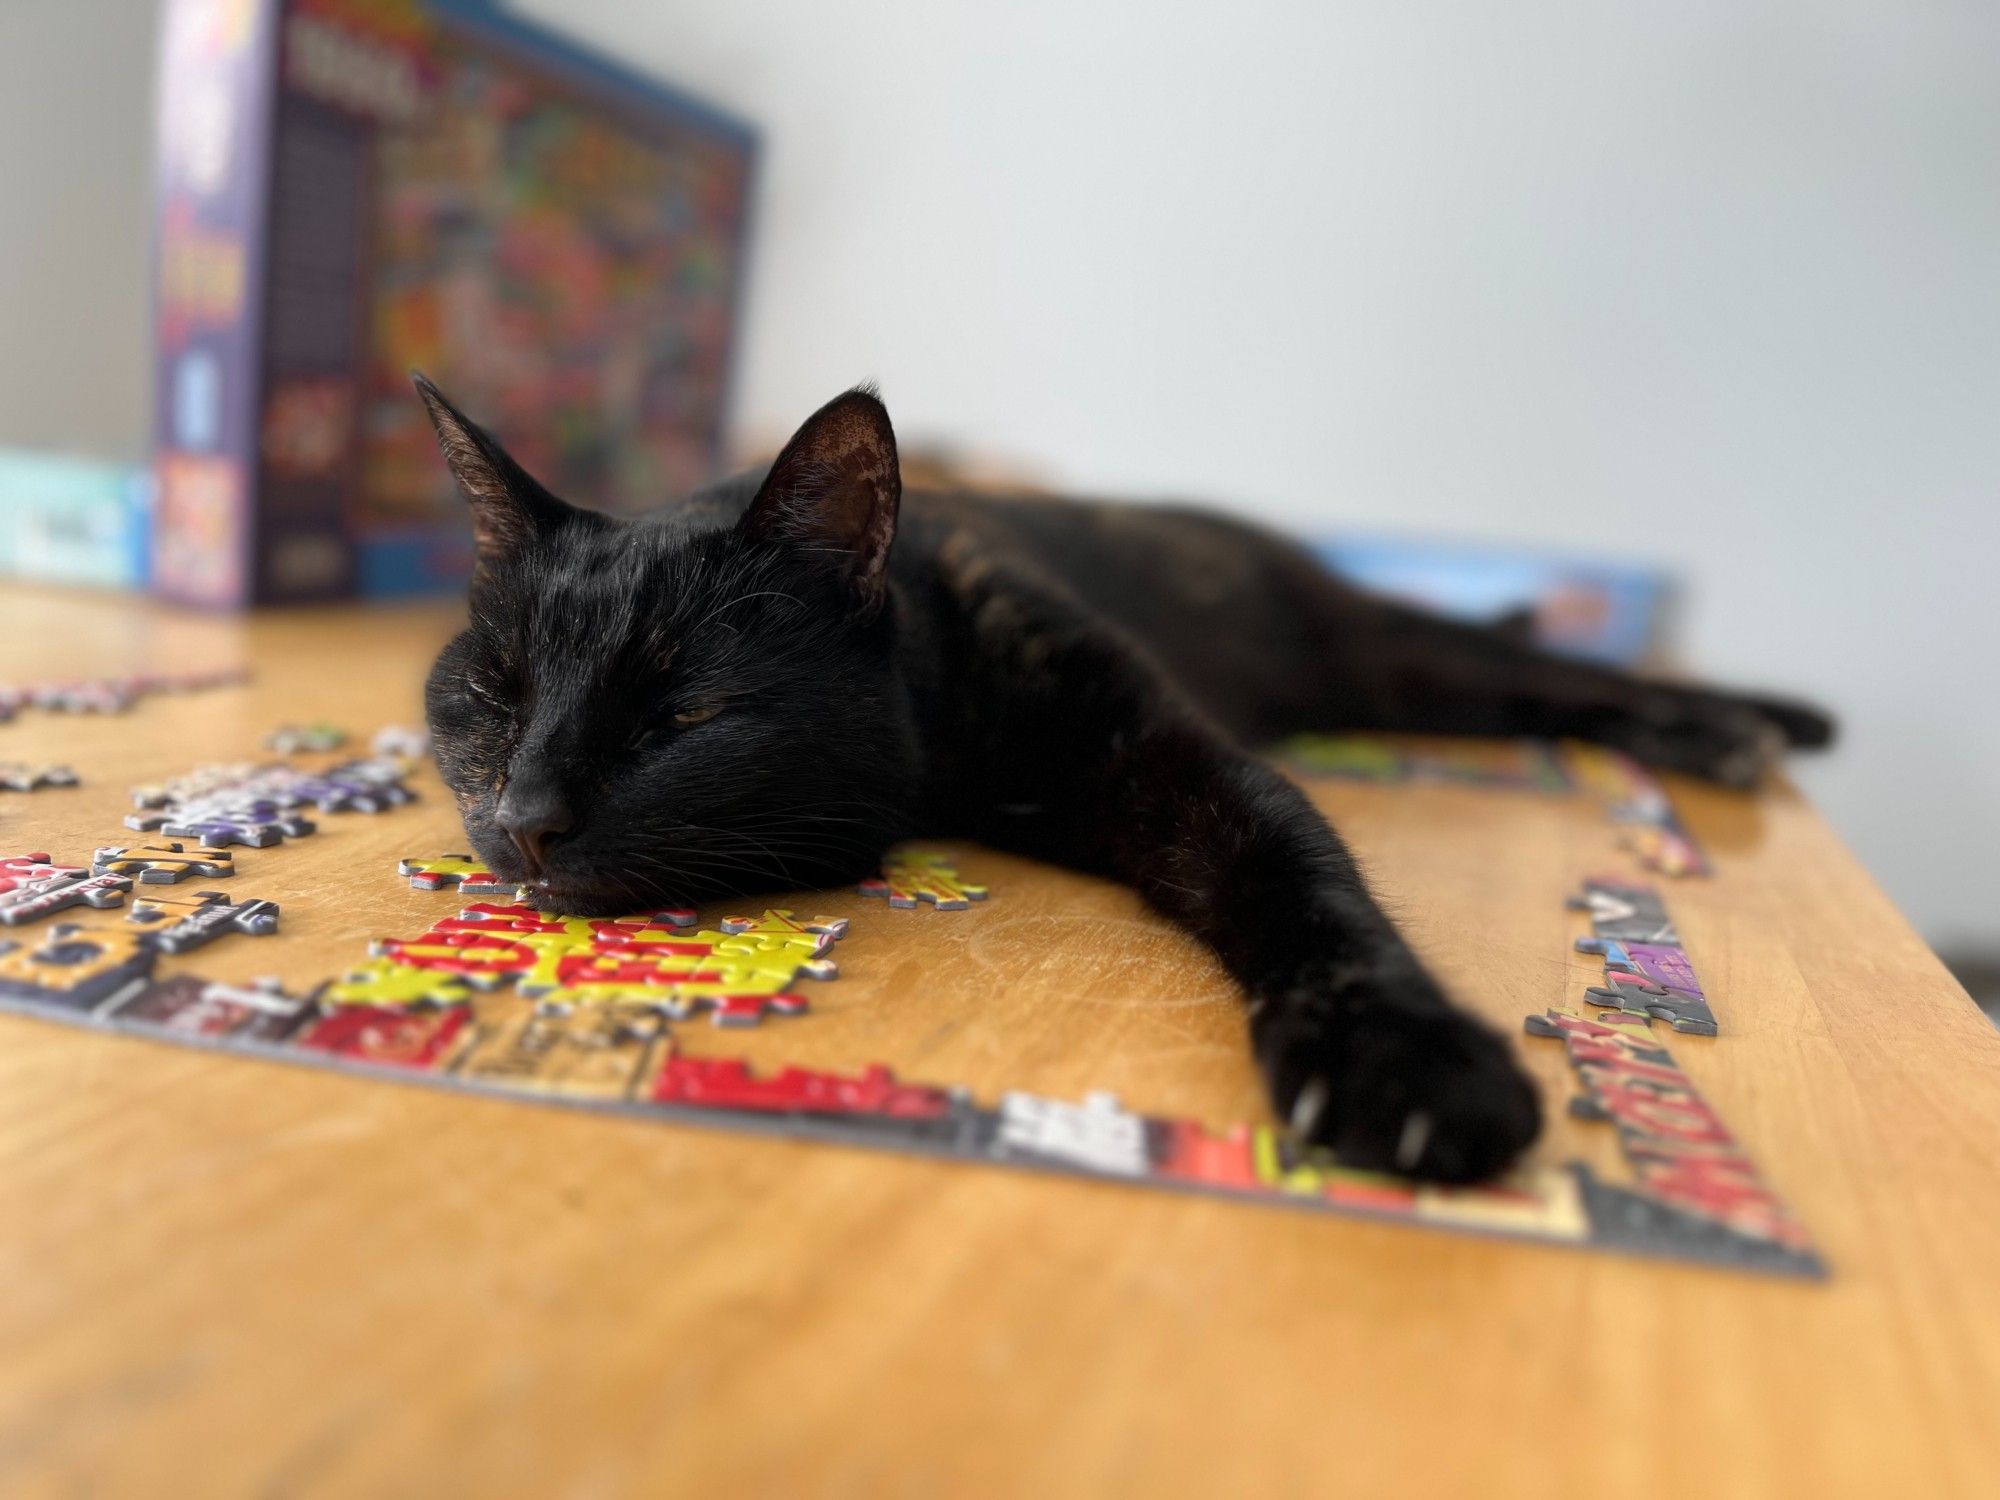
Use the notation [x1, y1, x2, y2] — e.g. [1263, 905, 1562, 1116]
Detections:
[896, 487, 1349, 738]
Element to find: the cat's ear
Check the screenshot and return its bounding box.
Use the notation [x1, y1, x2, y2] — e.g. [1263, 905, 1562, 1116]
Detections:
[740, 386, 901, 616]
[413, 372, 582, 566]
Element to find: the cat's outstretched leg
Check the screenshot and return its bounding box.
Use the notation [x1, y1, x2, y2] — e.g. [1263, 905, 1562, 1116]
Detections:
[1309, 592, 1834, 787]
[953, 573, 1541, 1183]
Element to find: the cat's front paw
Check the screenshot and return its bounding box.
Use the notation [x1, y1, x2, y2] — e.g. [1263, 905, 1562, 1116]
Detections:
[1603, 688, 1835, 789]
[1254, 983, 1542, 1184]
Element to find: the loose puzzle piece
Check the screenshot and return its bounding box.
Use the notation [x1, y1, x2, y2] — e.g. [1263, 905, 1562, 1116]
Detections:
[93, 842, 235, 885]
[152, 814, 316, 848]
[370, 724, 431, 761]
[0, 763, 79, 792]
[0, 862, 133, 925]
[1620, 822, 1712, 879]
[265, 722, 347, 754]
[397, 855, 515, 896]
[126, 889, 281, 954]
[0, 854, 68, 891]
[1564, 743, 1712, 879]
[1568, 876, 1678, 944]
[722, 907, 845, 936]
[859, 849, 990, 910]
[319, 958, 475, 1009]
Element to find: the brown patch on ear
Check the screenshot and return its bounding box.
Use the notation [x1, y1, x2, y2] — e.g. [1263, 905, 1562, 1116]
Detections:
[741, 387, 901, 615]
[413, 371, 578, 565]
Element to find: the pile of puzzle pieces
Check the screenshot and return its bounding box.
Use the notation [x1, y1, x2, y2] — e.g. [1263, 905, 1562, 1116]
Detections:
[124, 754, 415, 847]
[1569, 876, 1717, 1035]
[0, 666, 248, 721]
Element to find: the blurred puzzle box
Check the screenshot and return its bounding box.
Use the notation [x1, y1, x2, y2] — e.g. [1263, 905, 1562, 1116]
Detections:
[150, 0, 758, 607]
[1317, 535, 1674, 668]
[0, 453, 152, 590]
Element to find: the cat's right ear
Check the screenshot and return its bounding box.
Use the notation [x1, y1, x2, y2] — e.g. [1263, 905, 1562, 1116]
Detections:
[413, 372, 581, 566]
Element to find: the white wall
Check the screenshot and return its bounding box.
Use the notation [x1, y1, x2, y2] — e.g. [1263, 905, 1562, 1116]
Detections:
[2, 1, 1995, 949]
[0, 0, 160, 462]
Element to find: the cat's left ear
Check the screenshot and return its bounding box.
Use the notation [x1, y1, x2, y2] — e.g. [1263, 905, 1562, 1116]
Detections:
[740, 386, 901, 617]
[413, 372, 586, 567]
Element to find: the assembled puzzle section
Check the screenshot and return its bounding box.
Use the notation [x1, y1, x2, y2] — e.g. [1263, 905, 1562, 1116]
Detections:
[1524, 1006, 1818, 1274]
[1276, 735, 1712, 879]
[1570, 876, 1718, 1035]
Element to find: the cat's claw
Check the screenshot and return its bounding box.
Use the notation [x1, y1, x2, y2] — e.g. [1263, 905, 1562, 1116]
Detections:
[1255, 985, 1543, 1185]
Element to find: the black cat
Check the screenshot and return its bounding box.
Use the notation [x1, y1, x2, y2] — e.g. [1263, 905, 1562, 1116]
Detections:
[417, 377, 1832, 1184]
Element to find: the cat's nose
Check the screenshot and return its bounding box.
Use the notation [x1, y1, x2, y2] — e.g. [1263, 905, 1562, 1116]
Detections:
[495, 783, 574, 876]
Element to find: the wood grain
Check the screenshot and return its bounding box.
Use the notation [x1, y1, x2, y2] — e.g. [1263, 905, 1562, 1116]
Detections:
[0, 583, 1996, 1498]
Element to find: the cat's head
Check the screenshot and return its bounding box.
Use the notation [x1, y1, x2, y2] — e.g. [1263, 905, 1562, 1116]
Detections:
[417, 376, 918, 916]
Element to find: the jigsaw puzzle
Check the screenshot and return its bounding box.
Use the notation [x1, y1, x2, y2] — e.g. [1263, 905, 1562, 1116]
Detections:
[396, 855, 516, 896]
[1563, 743, 1713, 877]
[92, 842, 236, 885]
[0, 667, 247, 720]
[1524, 1005, 1820, 1274]
[125, 755, 416, 848]
[0, 764, 79, 793]
[265, 722, 347, 754]
[1277, 735, 1713, 878]
[0, 741, 1819, 1277]
[0, 854, 133, 926]
[370, 725, 431, 762]
[126, 890, 280, 954]
[1570, 876, 1717, 1034]
[859, 849, 991, 909]
[1275, 734, 1572, 792]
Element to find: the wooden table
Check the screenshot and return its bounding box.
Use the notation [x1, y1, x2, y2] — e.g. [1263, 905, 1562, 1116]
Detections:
[2, 585, 1997, 1498]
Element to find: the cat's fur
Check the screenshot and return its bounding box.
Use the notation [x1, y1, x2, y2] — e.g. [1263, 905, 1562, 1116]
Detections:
[418, 377, 1832, 1183]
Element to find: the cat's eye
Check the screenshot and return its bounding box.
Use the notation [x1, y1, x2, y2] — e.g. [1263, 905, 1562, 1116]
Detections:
[674, 704, 723, 728]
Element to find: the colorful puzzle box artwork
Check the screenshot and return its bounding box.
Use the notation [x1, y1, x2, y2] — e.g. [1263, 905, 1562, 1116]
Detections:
[0, 712, 1824, 1279]
[152, 0, 757, 607]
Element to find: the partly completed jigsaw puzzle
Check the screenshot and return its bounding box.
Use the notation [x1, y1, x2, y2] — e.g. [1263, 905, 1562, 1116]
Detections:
[0, 724, 1820, 1279]
[1276, 735, 1712, 878]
